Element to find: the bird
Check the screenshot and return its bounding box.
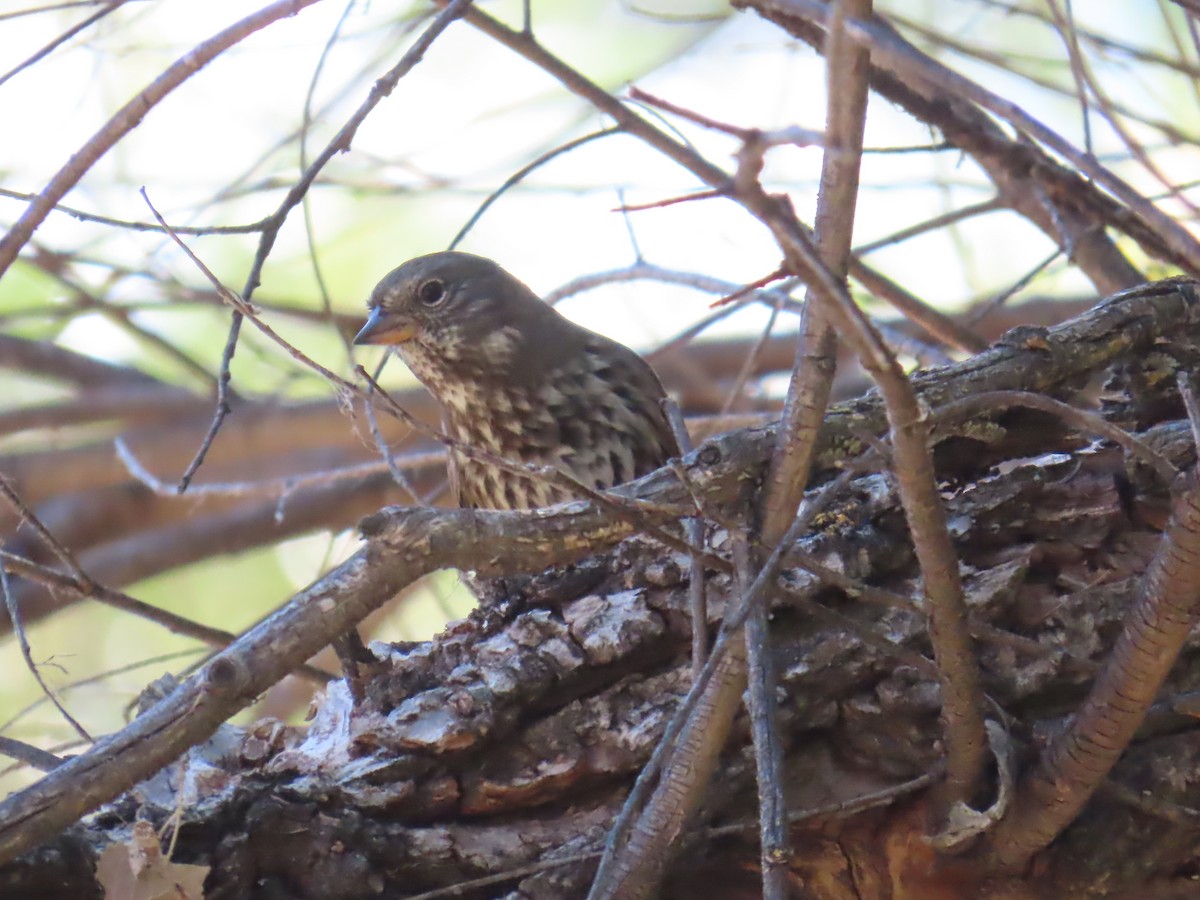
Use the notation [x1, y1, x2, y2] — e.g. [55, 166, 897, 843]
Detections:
[354, 251, 679, 510]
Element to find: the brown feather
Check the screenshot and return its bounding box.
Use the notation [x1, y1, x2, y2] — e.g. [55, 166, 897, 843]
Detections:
[362, 252, 679, 510]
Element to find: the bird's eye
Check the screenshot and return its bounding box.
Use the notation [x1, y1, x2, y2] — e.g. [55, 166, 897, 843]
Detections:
[416, 278, 446, 307]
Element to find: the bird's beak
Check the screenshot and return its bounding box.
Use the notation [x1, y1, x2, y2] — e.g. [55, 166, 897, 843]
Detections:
[353, 308, 419, 346]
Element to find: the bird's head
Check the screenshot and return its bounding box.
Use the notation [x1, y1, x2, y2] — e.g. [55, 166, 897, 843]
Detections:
[355, 251, 560, 376]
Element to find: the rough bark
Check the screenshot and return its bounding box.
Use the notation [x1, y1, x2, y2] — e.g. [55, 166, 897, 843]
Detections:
[5, 281, 1200, 898]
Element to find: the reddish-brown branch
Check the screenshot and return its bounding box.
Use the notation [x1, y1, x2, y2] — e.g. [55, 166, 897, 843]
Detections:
[849, 257, 988, 354]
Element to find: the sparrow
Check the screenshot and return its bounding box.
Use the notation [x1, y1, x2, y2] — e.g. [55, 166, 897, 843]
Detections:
[354, 251, 679, 510]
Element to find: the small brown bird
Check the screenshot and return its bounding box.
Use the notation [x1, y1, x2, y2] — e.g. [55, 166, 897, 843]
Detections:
[354, 251, 679, 510]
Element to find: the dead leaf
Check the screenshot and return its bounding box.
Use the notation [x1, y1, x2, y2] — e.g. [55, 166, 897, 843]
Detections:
[96, 822, 209, 900]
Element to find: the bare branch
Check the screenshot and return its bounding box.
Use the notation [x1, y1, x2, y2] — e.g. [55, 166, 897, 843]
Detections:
[0, 0, 330, 278]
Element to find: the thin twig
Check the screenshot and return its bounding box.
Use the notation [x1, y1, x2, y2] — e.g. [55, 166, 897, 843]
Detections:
[115, 437, 435, 500]
[0, 186, 269, 234]
[361, 380, 424, 503]
[0, 555, 92, 743]
[0, 548, 332, 684]
[853, 197, 1004, 256]
[0, 649, 203, 736]
[663, 400, 708, 676]
[734, 537, 789, 898]
[0, 474, 90, 582]
[450, 127, 622, 250]
[0, 0, 329, 278]
[588, 464, 867, 898]
[0, 737, 63, 774]
[170, 0, 476, 491]
[1178, 370, 1200, 456]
